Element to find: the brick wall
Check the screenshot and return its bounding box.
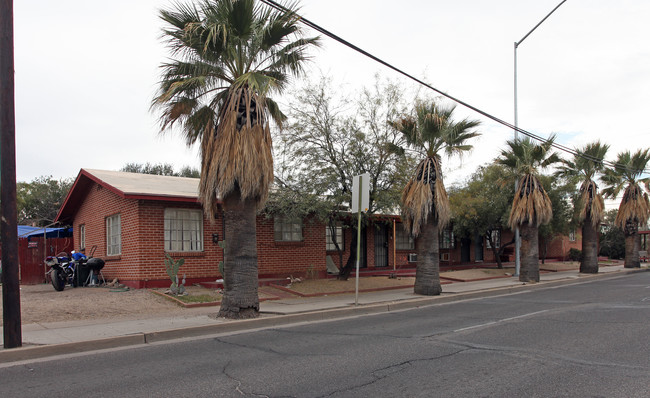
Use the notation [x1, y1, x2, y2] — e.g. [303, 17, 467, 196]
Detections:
[543, 233, 581, 260]
[72, 182, 331, 288]
[256, 215, 326, 278]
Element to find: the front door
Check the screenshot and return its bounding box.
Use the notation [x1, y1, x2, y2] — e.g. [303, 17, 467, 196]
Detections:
[374, 224, 389, 267]
[474, 231, 484, 262]
[460, 238, 471, 263]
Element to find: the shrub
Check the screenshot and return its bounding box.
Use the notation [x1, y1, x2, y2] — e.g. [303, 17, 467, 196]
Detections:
[568, 248, 582, 261]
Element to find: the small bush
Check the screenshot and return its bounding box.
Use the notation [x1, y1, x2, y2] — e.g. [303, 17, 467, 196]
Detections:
[568, 248, 582, 261]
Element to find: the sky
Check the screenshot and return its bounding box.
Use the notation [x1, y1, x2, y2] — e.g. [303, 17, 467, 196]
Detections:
[13, 0, 650, 206]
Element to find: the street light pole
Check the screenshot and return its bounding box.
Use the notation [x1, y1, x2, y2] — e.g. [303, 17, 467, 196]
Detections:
[513, 0, 567, 277]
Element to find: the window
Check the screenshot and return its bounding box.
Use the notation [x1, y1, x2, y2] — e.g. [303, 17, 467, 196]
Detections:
[79, 224, 86, 251]
[326, 224, 344, 251]
[274, 216, 303, 242]
[106, 214, 121, 256]
[440, 229, 455, 249]
[395, 224, 414, 250]
[569, 230, 576, 242]
[486, 229, 500, 249]
[164, 209, 203, 252]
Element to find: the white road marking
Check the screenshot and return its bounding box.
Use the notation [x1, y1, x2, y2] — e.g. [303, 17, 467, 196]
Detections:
[454, 309, 550, 332]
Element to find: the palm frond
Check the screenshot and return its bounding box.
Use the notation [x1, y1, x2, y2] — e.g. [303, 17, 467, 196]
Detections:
[508, 174, 553, 229]
[614, 183, 650, 229]
[578, 179, 605, 227]
[401, 156, 450, 237]
[200, 86, 274, 217]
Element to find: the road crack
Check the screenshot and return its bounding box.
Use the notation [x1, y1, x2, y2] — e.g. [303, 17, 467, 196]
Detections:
[315, 349, 469, 398]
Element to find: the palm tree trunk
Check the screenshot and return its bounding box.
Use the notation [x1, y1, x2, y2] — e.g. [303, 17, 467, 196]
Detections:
[519, 222, 540, 282]
[624, 232, 640, 268]
[414, 217, 442, 295]
[218, 187, 260, 319]
[580, 222, 599, 273]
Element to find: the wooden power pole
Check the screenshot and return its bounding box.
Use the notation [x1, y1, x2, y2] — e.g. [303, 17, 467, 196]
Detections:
[1, 0, 22, 349]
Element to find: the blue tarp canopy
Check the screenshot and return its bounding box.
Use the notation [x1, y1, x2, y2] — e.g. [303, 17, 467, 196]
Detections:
[17, 225, 73, 239]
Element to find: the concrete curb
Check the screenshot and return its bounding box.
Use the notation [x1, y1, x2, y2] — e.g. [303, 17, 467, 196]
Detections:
[1, 267, 647, 364]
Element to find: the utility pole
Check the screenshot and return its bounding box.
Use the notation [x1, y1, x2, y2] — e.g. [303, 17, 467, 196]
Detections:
[1, 0, 22, 349]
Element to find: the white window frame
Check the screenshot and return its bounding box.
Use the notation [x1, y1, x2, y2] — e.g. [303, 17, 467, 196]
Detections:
[79, 224, 86, 251]
[274, 216, 303, 242]
[441, 229, 455, 249]
[569, 229, 576, 242]
[164, 208, 204, 252]
[106, 214, 121, 256]
[395, 224, 414, 250]
[326, 223, 344, 251]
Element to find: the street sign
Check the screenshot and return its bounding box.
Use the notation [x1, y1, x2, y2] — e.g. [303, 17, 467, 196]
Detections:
[351, 173, 369, 213]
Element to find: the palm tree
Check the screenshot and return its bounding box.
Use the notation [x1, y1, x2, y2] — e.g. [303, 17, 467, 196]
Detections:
[496, 136, 560, 282]
[152, 0, 319, 318]
[556, 142, 609, 273]
[390, 101, 480, 295]
[601, 149, 650, 268]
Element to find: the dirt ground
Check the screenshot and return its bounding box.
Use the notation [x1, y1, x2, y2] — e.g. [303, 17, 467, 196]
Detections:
[0, 264, 576, 325]
[0, 283, 194, 325]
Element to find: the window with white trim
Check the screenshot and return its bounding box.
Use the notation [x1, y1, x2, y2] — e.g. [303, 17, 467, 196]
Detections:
[395, 224, 414, 250]
[326, 223, 344, 251]
[486, 229, 500, 249]
[569, 229, 576, 242]
[106, 214, 121, 256]
[274, 216, 303, 242]
[79, 224, 86, 251]
[164, 208, 204, 252]
[440, 229, 455, 249]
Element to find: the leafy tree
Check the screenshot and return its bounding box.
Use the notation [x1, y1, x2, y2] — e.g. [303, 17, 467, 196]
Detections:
[555, 142, 609, 272]
[599, 209, 625, 259]
[390, 100, 481, 295]
[449, 164, 515, 269]
[601, 149, 650, 268]
[537, 175, 575, 263]
[152, 0, 319, 319]
[496, 136, 560, 282]
[275, 75, 414, 214]
[17, 176, 73, 227]
[273, 76, 416, 278]
[121, 162, 200, 178]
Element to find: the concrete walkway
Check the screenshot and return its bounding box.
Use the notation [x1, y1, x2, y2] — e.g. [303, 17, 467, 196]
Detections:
[1, 264, 646, 363]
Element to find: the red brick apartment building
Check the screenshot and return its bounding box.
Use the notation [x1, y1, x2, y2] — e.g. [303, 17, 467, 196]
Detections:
[55, 169, 580, 288]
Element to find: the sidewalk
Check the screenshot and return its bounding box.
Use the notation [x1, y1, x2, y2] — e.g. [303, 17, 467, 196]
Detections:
[1, 264, 646, 363]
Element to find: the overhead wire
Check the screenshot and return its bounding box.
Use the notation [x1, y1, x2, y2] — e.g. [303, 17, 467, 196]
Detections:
[260, 0, 649, 175]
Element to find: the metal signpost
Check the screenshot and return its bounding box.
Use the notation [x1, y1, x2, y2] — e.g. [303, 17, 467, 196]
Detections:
[351, 173, 369, 306]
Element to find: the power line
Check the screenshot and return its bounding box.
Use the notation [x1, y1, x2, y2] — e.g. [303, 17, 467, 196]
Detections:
[260, 0, 650, 175]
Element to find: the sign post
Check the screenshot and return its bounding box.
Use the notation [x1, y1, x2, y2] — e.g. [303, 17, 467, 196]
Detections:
[351, 173, 369, 306]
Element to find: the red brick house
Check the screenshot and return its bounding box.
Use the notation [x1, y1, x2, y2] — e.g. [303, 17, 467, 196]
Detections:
[55, 169, 581, 288]
[56, 169, 417, 288]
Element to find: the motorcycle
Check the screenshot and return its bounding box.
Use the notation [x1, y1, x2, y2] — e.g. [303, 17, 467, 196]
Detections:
[45, 246, 105, 291]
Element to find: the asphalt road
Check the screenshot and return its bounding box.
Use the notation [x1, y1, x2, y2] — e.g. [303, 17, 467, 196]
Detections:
[1, 272, 649, 397]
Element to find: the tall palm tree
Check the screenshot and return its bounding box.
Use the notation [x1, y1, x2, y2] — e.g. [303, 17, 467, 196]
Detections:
[556, 142, 609, 273]
[390, 101, 480, 295]
[152, 0, 319, 319]
[601, 149, 650, 268]
[496, 136, 560, 282]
